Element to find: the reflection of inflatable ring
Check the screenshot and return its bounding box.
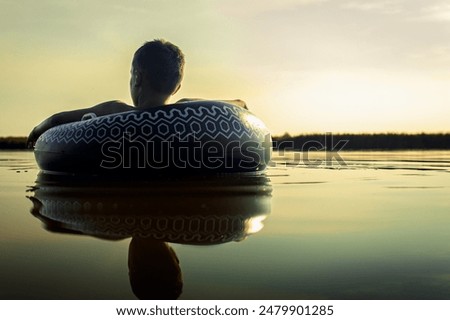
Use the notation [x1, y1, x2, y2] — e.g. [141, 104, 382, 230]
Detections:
[34, 101, 272, 175]
[30, 173, 272, 244]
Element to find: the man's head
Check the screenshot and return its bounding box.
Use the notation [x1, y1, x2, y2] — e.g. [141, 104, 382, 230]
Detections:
[130, 39, 185, 107]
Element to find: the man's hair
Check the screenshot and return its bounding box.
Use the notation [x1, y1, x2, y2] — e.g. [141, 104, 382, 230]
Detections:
[133, 39, 185, 94]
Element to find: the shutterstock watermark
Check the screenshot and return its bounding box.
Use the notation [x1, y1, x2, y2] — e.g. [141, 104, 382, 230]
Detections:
[98, 132, 348, 170]
[273, 132, 349, 168]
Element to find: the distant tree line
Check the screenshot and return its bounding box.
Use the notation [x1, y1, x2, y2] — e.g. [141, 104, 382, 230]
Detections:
[272, 133, 450, 151]
[0, 137, 28, 149]
[1, 133, 450, 150]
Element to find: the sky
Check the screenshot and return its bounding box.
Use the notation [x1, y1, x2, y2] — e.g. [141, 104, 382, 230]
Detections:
[1, 0, 450, 136]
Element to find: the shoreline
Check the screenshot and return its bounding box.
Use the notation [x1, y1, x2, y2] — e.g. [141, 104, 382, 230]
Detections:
[2, 133, 450, 151]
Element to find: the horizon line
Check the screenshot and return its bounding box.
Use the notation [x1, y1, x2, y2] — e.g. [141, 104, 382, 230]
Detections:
[1, 131, 450, 139]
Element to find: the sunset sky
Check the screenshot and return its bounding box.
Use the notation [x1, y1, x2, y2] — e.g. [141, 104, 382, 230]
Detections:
[1, 0, 450, 136]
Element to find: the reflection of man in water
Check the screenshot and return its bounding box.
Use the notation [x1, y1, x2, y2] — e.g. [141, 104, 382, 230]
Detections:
[128, 237, 183, 300]
[27, 39, 246, 146]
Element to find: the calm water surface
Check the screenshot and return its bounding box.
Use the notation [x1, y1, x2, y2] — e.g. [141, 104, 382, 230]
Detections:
[1, 150, 449, 299]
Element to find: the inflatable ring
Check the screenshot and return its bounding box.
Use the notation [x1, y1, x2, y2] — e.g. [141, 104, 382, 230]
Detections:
[34, 101, 272, 175]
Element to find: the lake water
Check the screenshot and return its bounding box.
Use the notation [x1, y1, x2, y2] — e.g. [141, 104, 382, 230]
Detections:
[1, 150, 449, 299]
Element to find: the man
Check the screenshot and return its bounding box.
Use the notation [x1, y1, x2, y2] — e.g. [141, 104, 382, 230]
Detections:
[27, 39, 246, 146]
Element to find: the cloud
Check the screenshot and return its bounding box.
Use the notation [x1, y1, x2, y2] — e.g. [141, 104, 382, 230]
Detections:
[342, 0, 406, 14]
[216, 0, 328, 16]
[342, 0, 450, 22]
[419, 3, 450, 21]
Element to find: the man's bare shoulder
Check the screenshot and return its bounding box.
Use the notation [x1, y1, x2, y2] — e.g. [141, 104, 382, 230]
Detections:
[91, 100, 134, 115]
[177, 98, 248, 109]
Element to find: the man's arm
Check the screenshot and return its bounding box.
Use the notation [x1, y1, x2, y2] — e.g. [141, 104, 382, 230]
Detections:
[27, 100, 133, 147]
[177, 98, 248, 110]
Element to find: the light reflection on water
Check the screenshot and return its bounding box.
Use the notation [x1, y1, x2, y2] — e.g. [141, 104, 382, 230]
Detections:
[0, 150, 449, 299]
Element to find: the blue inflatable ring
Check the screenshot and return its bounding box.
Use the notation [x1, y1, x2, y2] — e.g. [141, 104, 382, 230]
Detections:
[34, 101, 272, 175]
